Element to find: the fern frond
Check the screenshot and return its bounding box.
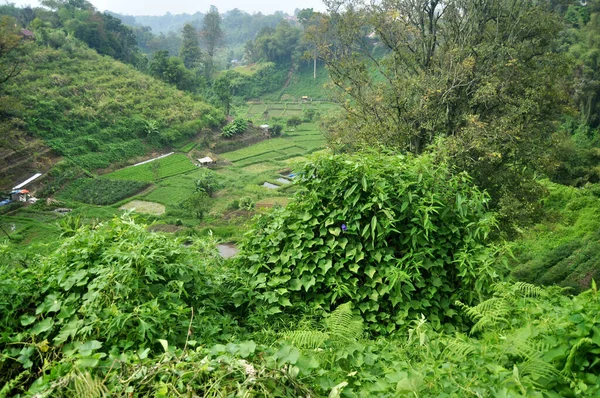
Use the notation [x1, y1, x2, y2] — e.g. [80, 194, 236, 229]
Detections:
[444, 339, 478, 360]
[563, 337, 593, 373]
[461, 297, 511, 333]
[280, 330, 329, 349]
[513, 282, 546, 298]
[325, 302, 363, 341]
[519, 357, 561, 386]
[70, 370, 109, 398]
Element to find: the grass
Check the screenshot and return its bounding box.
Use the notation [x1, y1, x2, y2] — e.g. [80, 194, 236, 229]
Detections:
[104, 154, 197, 182]
[144, 185, 195, 207]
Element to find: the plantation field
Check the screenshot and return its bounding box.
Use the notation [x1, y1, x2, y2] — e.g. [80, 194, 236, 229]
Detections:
[104, 154, 197, 182]
[60, 178, 149, 205]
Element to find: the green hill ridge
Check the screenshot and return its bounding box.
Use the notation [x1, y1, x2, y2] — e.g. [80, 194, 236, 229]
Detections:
[1, 32, 222, 188]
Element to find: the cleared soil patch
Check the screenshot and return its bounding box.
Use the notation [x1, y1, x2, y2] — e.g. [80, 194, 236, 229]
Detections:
[120, 200, 165, 215]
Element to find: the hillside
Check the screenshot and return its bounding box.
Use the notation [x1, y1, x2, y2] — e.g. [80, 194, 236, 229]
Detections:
[0, 31, 222, 189]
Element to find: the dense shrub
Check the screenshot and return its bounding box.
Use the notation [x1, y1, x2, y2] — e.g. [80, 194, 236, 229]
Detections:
[0, 216, 234, 386]
[270, 124, 283, 137]
[221, 118, 248, 138]
[237, 152, 503, 333]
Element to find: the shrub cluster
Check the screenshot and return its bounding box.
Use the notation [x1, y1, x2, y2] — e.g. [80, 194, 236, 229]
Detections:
[221, 118, 249, 138]
[237, 152, 503, 333]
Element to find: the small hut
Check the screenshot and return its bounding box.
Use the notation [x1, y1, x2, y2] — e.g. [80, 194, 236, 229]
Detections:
[10, 189, 30, 202]
[197, 157, 214, 167]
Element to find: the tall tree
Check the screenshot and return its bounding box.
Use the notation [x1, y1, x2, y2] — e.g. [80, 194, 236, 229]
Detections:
[179, 23, 202, 69]
[200, 5, 223, 78]
[0, 16, 29, 89]
[309, 0, 568, 231]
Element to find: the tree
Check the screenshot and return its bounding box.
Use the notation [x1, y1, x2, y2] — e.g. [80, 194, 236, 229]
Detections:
[179, 23, 202, 69]
[150, 50, 198, 91]
[0, 16, 29, 89]
[308, 0, 568, 231]
[286, 116, 302, 131]
[194, 169, 222, 197]
[200, 6, 223, 78]
[213, 73, 232, 115]
[181, 191, 211, 220]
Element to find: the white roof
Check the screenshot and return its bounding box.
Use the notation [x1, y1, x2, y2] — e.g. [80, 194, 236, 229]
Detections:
[13, 173, 42, 190]
[198, 157, 213, 163]
[260, 124, 269, 129]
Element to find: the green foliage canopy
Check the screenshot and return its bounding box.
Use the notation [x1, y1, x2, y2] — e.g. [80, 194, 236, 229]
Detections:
[310, 0, 569, 231]
[237, 152, 502, 333]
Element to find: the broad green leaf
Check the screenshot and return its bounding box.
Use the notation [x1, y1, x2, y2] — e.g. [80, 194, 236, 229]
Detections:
[365, 266, 376, 279]
[238, 341, 256, 358]
[275, 345, 300, 365]
[78, 340, 102, 356]
[76, 357, 99, 368]
[158, 339, 169, 353]
[30, 318, 54, 335]
[20, 315, 36, 326]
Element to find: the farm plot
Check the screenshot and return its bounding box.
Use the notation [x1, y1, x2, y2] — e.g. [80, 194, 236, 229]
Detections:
[61, 178, 150, 205]
[219, 139, 295, 162]
[105, 154, 196, 182]
[144, 185, 195, 207]
[235, 153, 282, 168]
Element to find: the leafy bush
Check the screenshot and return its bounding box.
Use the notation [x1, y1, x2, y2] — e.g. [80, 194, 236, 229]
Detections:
[0, 216, 233, 386]
[237, 152, 503, 333]
[270, 124, 283, 137]
[238, 196, 255, 211]
[221, 118, 248, 138]
[302, 109, 319, 122]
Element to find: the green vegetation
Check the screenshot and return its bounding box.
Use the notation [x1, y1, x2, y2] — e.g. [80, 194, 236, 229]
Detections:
[511, 182, 600, 292]
[104, 154, 197, 182]
[2, 0, 600, 396]
[221, 118, 248, 138]
[238, 152, 500, 333]
[2, 164, 600, 397]
[60, 178, 149, 205]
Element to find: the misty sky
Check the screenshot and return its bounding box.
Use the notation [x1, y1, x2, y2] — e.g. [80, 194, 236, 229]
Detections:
[5, 0, 327, 15]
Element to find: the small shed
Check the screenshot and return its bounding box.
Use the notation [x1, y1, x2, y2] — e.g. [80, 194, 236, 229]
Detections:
[20, 29, 35, 40]
[10, 189, 30, 202]
[197, 156, 214, 166]
[301, 96, 309, 102]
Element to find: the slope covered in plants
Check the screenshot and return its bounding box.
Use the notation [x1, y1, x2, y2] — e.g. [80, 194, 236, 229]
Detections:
[1, 31, 222, 181]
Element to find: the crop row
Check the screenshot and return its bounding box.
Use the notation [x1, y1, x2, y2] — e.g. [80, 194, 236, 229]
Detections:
[64, 178, 149, 205]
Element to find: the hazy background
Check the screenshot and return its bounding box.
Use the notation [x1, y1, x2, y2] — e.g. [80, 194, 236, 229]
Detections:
[4, 0, 327, 15]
